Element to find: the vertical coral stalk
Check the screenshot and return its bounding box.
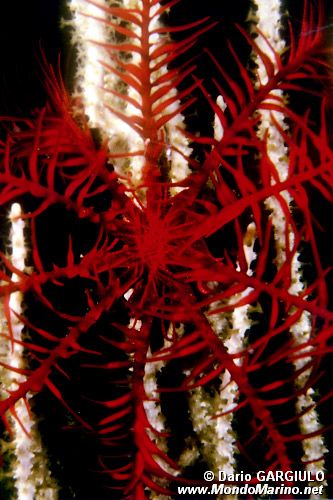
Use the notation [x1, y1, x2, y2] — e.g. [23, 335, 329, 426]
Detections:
[68, 0, 109, 129]
[68, 0, 191, 188]
[189, 95, 257, 478]
[0, 204, 56, 500]
[253, 0, 327, 486]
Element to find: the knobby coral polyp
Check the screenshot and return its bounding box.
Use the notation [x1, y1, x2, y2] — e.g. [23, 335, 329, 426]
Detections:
[0, 0, 333, 498]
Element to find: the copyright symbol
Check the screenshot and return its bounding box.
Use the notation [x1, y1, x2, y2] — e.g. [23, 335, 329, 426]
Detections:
[204, 470, 214, 482]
